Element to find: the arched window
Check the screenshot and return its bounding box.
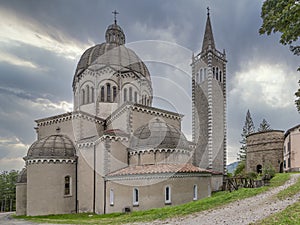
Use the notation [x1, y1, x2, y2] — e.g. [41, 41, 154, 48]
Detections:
[124, 88, 127, 102]
[204, 68, 207, 79]
[107, 83, 111, 102]
[91, 87, 94, 102]
[113, 86, 117, 102]
[193, 184, 198, 200]
[212, 67, 215, 78]
[134, 91, 138, 103]
[129, 87, 133, 102]
[200, 69, 203, 82]
[64, 176, 71, 196]
[133, 188, 139, 206]
[165, 186, 171, 204]
[110, 189, 114, 206]
[86, 85, 90, 103]
[100, 86, 105, 102]
[220, 71, 222, 82]
[81, 89, 85, 105]
[147, 98, 150, 106]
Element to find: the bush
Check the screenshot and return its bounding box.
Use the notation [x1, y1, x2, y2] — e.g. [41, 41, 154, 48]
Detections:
[234, 161, 246, 177]
[246, 171, 258, 179]
[263, 164, 276, 179]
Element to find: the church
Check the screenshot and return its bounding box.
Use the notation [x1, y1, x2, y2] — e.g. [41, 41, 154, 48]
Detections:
[16, 10, 227, 216]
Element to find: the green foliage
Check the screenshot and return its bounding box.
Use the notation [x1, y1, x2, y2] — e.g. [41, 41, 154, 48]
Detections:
[234, 161, 246, 177]
[259, 0, 300, 112]
[0, 170, 19, 212]
[257, 119, 271, 132]
[247, 171, 258, 179]
[15, 173, 290, 225]
[259, 0, 300, 48]
[296, 80, 300, 112]
[237, 110, 255, 161]
[262, 164, 276, 178]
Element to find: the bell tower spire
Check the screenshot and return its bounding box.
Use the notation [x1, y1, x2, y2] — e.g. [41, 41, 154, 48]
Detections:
[202, 7, 215, 52]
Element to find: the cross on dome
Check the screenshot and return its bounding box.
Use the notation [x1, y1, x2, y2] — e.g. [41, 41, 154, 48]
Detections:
[112, 10, 119, 24]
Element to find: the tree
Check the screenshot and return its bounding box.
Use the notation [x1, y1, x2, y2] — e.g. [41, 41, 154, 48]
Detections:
[259, 0, 300, 56]
[0, 170, 18, 212]
[296, 81, 300, 111]
[237, 110, 255, 161]
[258, 118, 271, 132]
[259, 0, 300, 111]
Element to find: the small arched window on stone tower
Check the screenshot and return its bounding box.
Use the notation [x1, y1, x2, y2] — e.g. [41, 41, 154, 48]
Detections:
[212, 67, 215, 78]
[100, 86, 105, 102]
[204, 68, 207, 79]
[124, 88, 127, 102]
[113, 86, 117, 102]
[81, 89, 85, 105]
[216, 67, 219, 81]
[107, 83, 111, 102]
[219, 71, 222, 83]
[86, 85, 90, 103]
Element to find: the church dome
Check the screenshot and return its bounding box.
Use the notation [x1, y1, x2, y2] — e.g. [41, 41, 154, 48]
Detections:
[25, 135, 76, 160]
[73, 21, 151, 88]
[130, 118, 190, 151]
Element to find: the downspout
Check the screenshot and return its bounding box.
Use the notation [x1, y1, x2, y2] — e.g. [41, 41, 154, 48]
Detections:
[103, 178, 107, 214]
[93, 143, 96, 213]
[75, 156, 78, 213]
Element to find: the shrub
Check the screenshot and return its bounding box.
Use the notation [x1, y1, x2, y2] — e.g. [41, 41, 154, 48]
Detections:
[263, 164, 276, 178]
[234, 161, 246, 177]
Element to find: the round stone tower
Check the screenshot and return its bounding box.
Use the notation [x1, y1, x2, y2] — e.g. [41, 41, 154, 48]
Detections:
[246, 130, 284, 174]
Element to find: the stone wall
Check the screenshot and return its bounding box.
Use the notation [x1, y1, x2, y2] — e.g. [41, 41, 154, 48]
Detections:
[246, 130, 284, 173]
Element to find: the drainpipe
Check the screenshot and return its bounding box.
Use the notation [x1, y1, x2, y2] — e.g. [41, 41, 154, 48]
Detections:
[93, 144, 96, 213]
[75, 156, 78, 213]
[103, 178, 107, 214]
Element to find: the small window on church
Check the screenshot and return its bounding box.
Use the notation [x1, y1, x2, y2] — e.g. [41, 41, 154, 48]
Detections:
[113, 86, 117, 102]
[107, 83, 111, 102]
[220, 71, 222, 82]
[204, 68, 207, 79]
[81, 89, 85, 105]
[165, 186, 171, 204]
[124, 88, 127, 102]
[129, 87, 133, 102]
[193, 185, 198, 200]
[133, 188, 139, 206]
[110, 189, 114, 206]
[101, 86, 105, 102]
[134, 91, 138, 103]
[212, 67, 215, 78]
[91, 87, 94, 102]
[64, 176, 71, 196]
[86, 85, 90, 103]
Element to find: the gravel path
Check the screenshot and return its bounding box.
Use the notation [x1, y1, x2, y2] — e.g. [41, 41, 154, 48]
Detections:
[138, 174, 300, 225]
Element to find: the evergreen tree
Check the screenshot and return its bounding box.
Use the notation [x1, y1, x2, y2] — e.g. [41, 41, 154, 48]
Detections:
[237, 110, 255, 161]
[258, 118, 271, 132]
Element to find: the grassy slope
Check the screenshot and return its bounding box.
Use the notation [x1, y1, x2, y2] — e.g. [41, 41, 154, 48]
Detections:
[15, 173, 290, 225]
[255, 174, 300, 225]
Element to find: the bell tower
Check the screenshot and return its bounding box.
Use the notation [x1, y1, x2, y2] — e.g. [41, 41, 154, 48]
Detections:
[191, 8, 227, 174]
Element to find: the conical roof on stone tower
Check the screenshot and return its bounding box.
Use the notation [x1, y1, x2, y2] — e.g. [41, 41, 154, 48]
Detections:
[201, 7, 215, 52]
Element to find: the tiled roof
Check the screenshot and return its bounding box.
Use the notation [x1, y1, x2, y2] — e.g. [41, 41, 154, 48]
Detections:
[107, 163, 212, 177]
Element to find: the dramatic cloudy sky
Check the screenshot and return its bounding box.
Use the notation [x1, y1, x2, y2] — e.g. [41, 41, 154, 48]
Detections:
[0, 0, 299, 171]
